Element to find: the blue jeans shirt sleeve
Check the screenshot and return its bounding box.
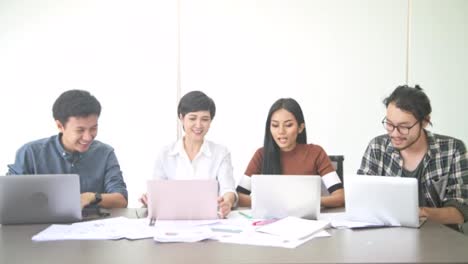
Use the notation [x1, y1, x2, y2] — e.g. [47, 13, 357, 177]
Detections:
[103, 150, 128, 200]
[7, 143, 37, 175]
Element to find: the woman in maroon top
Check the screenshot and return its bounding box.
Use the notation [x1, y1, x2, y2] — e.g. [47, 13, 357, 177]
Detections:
[237, 98, 344, 208]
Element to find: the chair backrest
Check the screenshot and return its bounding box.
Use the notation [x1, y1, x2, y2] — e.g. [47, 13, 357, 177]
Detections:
[328, 155, 344, 182]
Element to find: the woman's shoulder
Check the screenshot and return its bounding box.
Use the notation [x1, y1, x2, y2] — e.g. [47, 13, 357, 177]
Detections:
[164, 140, 180, 152]
[252, 146, 264, 157]
[299, 143, 325, 151]
[154, 140, 180, 160]
[204, 140, 230, 155]
[254, 146, 264, 153]
[297, 143, 328, 156]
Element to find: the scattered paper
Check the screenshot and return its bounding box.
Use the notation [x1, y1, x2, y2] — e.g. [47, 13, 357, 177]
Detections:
[32, 217, 155, 241]
[154, 226, 214, 243]
[318, 212, 385, 229]
[218, 229, 330, 248]
[329, 220, 384, 229]
[255, 216, 330, 240]
[153, 219, 221, 229]
[31, 212, 334, 248]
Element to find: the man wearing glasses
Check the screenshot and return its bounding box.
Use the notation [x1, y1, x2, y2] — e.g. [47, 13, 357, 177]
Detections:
[357, 85, 468, 231]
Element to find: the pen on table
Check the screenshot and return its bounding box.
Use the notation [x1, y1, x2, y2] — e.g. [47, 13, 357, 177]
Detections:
[252, 218, 278, 226]
[238, 211, 253, 219]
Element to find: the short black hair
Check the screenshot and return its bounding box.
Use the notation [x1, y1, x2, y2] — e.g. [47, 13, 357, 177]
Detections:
[52, 90, 101, 126]
[383, 85, 432, 123]
[177, 91, 216, 120]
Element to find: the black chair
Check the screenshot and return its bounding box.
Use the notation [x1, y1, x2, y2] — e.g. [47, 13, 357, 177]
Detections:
[328, 155, 344, 183]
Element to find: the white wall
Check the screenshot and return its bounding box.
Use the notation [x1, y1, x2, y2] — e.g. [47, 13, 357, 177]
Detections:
[179, 0, 407, 180]
[409, 0, 468, 144]
[0, 0, 179, 207]
[0, 0, 465, 207]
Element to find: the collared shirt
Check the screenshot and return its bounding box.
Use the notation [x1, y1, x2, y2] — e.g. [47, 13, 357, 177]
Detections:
[357, 130, 468, 221]
[7, 134, 128, 199]
[153, 139, 237, 200]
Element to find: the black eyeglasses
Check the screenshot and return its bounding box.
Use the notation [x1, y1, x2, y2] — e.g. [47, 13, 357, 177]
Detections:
[381, 118, 420, 135]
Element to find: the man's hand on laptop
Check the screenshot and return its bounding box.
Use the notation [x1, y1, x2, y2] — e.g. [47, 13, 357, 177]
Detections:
[80, 192, 96, 209]
[419, 206, 464, 224]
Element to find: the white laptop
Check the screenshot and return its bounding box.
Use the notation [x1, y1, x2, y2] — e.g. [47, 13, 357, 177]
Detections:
[344, 174, 423, 228]
[0, 174, 82, 224]
[147, 179, 219, 220]
[251, 175, 321, 220]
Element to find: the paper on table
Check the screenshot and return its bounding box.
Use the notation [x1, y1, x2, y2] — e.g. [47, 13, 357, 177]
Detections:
[32, 225, 84, 241]
[255, 216, 330, 240]
[211, 218, 253, 228]
[208, 218, 255, 239]
[218, 229, 331, 248]
[154, 226, 215, 243]
[32, 217, 155, 241]
[329, 220, 384, 229]
[115, 218, 157, 240]
[216, 216, 331, 248]
[153, 219, 221, 229]
[150, 218, 253, 241]
[318, 212, 384, 229]
[230, 209, 253, 220]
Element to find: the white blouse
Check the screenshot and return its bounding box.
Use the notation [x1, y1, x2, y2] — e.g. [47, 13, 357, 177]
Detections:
[152, 139, 237, 199]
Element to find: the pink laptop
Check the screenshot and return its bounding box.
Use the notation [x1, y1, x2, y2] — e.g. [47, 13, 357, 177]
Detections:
[147, 179, 219, 220]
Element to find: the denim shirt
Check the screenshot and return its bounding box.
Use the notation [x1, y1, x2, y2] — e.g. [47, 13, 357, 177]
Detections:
[357, 130, 468, 222]
[7, 134, 128, 199]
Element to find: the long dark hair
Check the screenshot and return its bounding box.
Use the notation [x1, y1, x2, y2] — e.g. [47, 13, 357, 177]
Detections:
[383, 85, 432, 124]
[261, 98, 307, 174]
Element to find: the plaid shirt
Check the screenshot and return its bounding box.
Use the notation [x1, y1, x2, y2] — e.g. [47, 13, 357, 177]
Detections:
[357, 130, 468, 221]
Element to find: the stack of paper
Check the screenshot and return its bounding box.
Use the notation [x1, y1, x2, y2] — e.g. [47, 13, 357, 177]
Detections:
[217, 216, 331, 248]
[318, 212, 385, 229]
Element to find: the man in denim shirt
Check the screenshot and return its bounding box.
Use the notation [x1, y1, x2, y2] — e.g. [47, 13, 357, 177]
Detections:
[358, 85, 468, 231]
[8, 90, 128, 209]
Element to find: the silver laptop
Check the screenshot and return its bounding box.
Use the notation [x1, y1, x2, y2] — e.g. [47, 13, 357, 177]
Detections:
[0, 174, 82, 224]
[251, 175, 321, 220]
[147, 179, 219, 220]
[345, 174, 423, 228]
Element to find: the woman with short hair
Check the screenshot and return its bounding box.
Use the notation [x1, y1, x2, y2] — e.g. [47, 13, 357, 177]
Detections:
[140, 91, 237, 217]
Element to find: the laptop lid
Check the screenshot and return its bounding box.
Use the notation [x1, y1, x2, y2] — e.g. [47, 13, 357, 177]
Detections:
[344, 174, 421, 228]
[0, 174, 82, 224]
[251, 175, 321, 220]
[147, 179, 219, 220]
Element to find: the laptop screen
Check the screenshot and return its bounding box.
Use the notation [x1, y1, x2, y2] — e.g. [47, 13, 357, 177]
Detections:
[251, 175, 321, 220]
[147, 179, 219, 220]
[344, 174, 420, 227]
[0, 174, 82, 224]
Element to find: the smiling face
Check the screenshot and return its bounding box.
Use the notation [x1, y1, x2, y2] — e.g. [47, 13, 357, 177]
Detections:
[56, 114, 98, 153]
[270, 108, 304, 152]
[180, 111, 212, 143]
[385, 102, 426, 151]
